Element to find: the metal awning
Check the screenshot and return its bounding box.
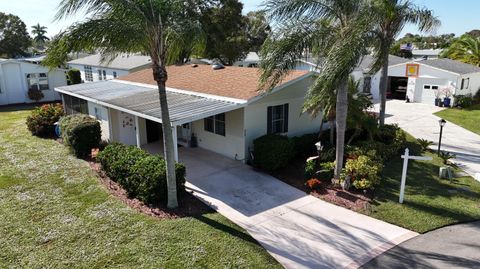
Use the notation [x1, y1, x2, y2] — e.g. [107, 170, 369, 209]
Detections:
[55, 80, 246, 126]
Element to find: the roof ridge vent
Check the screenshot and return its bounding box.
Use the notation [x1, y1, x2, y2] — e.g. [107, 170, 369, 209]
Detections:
[212, 63, 224, 70]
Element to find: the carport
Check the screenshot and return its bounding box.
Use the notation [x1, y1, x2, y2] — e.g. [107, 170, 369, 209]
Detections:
[55, 80, 246, 161]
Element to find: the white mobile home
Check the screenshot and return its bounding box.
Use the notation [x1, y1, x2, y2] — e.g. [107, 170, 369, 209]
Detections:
[55, 65, 322, 162]
[0, 59, 67, 106]
[68, 54, 152, 83]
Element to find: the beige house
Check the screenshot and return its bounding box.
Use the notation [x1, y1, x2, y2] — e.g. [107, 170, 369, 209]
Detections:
[55, 65, 322, 162]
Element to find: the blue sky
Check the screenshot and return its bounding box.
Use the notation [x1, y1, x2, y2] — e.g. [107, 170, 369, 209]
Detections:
[1, 0, 478, 38]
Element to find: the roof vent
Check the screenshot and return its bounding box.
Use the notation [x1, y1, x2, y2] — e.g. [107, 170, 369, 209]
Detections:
[212, 63, 224, 70]
[191, 64, 198, 68]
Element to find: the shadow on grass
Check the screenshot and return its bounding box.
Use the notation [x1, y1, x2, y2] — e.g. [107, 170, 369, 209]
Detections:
[193, 215, 260, 246]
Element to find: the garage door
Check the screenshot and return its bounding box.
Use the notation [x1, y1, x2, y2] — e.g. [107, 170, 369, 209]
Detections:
[418, 84, 438, 105]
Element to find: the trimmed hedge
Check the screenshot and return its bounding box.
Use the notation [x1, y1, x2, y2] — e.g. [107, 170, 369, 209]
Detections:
[292, 133, 319, 158]
[253, 134, 294, 171]
[26, 103, 64, 137]
[97, 143, 186, 205]
[60, 114, 101, 158]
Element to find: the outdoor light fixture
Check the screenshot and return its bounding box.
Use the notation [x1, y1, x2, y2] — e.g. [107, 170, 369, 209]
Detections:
[315, 141, 324, 156]
[438, 119, 447, 154]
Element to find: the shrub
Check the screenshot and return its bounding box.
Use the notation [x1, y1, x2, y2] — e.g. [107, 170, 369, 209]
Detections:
[318, 161, 335, 180]
[67, 69, 82, 85]
[253, 134, 294, 171]
[454, 94, 473, 108]
[417, 138, 434, 152]
[319, 146, 336, 162]
[97, 143, 186, 205]
[27, 88, 44, 102]
[304, 159, 317, 179]
[26, 103, 64, 137]
[305, 178, 322, 190]
[343, 155, 382, 190]
[438, 151, 456, 165]
[292, 133, 319, 158]
[60, 114, 101, 158]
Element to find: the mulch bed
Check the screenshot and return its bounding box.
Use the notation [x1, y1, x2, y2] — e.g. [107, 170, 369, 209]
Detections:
[271, 158, 373, 213]
[89, 160, 213, 220]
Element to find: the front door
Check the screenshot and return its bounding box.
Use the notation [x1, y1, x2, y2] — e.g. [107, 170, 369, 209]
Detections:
[177, 123, 191, 146]
[117, 112, 137, 146]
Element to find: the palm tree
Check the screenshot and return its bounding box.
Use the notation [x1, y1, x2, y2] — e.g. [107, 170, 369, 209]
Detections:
[442, 35, 480, 66]
[31, 23, 50, 48]
[260, 0, 376, 179]
[52, 0, 204, 208]
[371, 0, 439, 126]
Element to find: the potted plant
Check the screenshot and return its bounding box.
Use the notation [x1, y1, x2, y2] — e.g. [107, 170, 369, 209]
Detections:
[441, 86, 454, 107]
[433, 89, 442, 106]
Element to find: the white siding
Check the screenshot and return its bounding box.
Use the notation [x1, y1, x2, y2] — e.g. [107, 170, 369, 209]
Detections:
[191, 108, 246, 160]
[458, 72, 480, 97]
[244, 77, 322, 157]
[68, 64, 130, 83]
[0, 61, 66, 105]
[87, 102, 111, 141]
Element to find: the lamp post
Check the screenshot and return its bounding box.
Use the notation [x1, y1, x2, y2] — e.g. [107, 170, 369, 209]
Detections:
[438, 119, 446, 154]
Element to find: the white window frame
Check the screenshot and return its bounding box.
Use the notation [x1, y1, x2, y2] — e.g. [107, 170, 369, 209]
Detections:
[84, 66, 93, 82]
[26, 73, 49, 91]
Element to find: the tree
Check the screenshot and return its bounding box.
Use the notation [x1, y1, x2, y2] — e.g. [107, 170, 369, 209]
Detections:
[371, 0, 439, 126]
[31, 23, 50, 49]
[245, 11, 270, 52]
[0, 12, 31, 58]
[442, 35, 480, 66]
[199, 0, 248, 65]
[260, 0, 375, 179]
[53, 0, 204, 208]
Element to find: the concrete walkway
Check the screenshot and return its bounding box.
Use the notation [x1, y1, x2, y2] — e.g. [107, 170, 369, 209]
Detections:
[361, 221, 480, 269]
[373, 100, 480, 178]
[179, 147, 418, 269]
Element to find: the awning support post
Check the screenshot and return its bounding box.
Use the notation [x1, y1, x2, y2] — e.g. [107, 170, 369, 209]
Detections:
[172, 125, 179, 162]
[135, 116, 141, 149]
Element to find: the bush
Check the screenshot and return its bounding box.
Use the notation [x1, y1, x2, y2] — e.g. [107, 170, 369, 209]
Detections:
[253, 134, 294, 171]
[67, 69, 82, 85]
[292, 133, 319, 158]
[26, 103, 64, 137]
[97, 143, 186, 204]
[60, 114, 101, 158]
[454, 94, 473, 108]
[417, 138, 434, 152]
[342, 155, 382, 190]
[304, 159, 316, 179]
[27, 88, 44, 102]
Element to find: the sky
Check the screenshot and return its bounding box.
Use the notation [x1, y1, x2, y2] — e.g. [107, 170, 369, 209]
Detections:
[1, 0, 479, 38]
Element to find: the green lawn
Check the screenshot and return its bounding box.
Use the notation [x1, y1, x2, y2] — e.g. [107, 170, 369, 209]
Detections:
[434, 104, 480, 135]
[0, 107, 280, 268]
[368, 134, 480, 233]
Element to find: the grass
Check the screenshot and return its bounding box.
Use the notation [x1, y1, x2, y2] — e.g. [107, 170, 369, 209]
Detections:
[0, 107, 281, 268]
[434, 104, 480, 135]
[368, 134, 480, 233]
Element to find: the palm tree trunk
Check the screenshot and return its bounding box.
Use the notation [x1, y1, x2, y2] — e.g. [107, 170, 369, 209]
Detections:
[334, 79, 348, 179]
[152, 64, 178, 209]
[378, 47, 389, 126]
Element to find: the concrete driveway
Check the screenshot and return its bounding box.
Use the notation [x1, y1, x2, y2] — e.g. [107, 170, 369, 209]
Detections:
[180, 147, 417, 269]
[373, 100, 480, 178]
[361, 221, 480, 269]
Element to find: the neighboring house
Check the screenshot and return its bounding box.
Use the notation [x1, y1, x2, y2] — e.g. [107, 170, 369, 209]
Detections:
[68, 54, 152, 83]
[0, 58, 67, 106]
[369, 58, 480, 105]
[55, 65, 320, 162]
[234, 52, 260, 68]
[412, 49, 443, 60]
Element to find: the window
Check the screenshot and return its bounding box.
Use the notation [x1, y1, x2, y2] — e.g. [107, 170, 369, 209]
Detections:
[102, 70, 107, 80]
[204, 113, 226, 136]
[461, 78, 470, 89]
[424, 85, 439, 90]
[26, 73, 49, 91]
[63, 94, 88, 115]
[84, 66, 93, 81]
[363, 75, 372, 93]
[113, 71, 117, 78]
[267, 104, 289, 134]
[98, 70, 103, 80]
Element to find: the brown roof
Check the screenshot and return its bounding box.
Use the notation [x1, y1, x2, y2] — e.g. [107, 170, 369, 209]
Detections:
[118, 65, 310, 100]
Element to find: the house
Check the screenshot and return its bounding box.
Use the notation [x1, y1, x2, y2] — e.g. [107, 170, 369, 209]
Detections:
[234, 52, 261, 68]
[369, 58, 480, 104]
[67, 54, 152, 83]
[0, 58, 67, 106]
[412, 49, 443, 60]
[55, 65, 321, 162]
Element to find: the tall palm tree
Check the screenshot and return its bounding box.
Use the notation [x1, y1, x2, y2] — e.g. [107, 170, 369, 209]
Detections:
[442, 35, 480, 67]
[260, 0, 376, 179]
[31, 23, 50, 46]
[371, 0, 439, 126]
[53, 0, 204, 208]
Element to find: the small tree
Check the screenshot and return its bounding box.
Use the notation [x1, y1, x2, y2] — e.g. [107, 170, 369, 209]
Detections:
[67, 69, 82, 85]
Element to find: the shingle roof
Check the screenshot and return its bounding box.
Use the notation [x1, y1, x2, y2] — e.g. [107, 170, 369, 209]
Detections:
[118, 65, 310, 101]
[420, 58, 480, 75]
[56, 80, 243, 125]
[355, 55, 410, 71]
[68, 54, 152, 70]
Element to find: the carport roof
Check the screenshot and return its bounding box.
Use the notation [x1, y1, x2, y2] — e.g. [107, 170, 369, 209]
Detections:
[55, 80, 245, 126]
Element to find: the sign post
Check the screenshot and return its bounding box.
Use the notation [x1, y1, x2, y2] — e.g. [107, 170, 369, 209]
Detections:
[399, 148, 433, 204]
